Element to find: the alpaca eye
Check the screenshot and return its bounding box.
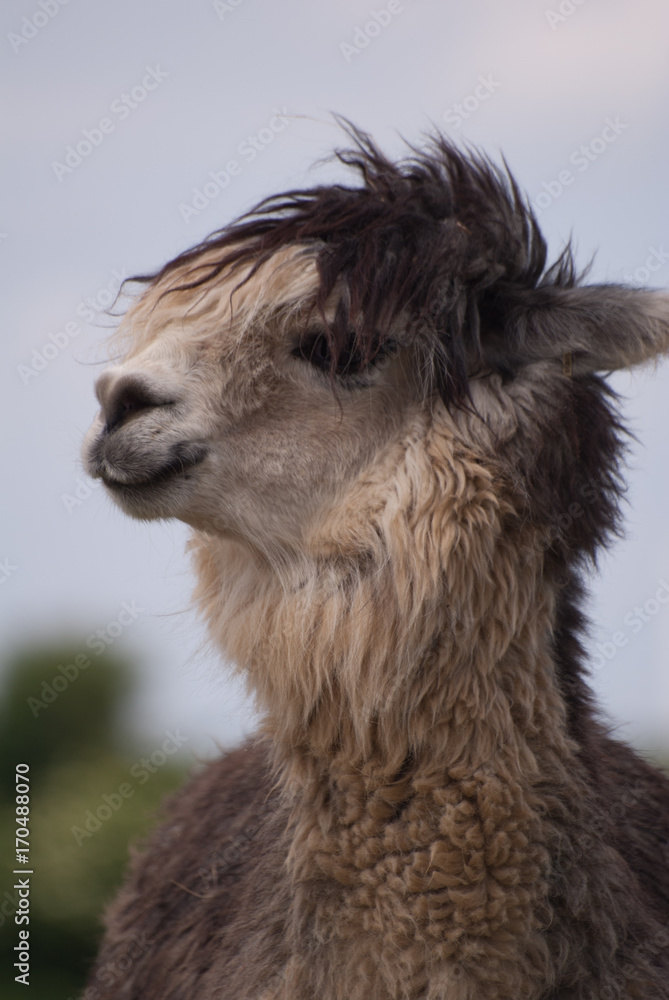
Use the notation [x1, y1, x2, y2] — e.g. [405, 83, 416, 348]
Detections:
[292, 329, 391, 380]
[302, 333, 332, 370]
[293, 330, 360, 376]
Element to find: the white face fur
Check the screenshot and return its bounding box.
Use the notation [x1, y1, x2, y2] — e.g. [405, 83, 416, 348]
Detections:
[83, 247, 423, 563]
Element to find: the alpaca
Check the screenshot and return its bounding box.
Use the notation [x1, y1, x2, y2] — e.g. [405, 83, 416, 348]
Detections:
[81, 127, 669, 1000]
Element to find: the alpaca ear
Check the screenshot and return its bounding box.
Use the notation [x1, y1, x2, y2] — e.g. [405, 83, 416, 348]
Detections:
[500, 286, 669, 375]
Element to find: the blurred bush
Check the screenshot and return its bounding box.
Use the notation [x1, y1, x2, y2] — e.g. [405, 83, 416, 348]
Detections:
[0, 642, 190, 1000]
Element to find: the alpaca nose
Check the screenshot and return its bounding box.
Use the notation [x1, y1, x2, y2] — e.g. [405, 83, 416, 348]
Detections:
[95, 371, 175, 434]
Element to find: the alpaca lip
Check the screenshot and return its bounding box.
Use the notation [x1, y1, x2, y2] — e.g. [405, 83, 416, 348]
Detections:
[97, 443, 208, 490]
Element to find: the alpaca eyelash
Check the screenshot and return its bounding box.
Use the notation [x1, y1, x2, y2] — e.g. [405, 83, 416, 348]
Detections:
[292, 330, 397, 381]
[292, 329, 367, 378]
[291, 331, 334, 370]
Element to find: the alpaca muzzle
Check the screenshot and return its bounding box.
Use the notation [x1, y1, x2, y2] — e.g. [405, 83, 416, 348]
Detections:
[83, 369, 207, 496]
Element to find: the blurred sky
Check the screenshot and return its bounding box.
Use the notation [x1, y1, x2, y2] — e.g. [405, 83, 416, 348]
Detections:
[2, 0, 668, 757]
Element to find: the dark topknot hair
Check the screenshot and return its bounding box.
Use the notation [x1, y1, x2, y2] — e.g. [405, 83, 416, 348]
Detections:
[134, 122, 578, 404]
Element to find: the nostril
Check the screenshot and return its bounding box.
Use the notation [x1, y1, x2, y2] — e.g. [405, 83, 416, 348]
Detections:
[100, 375, 175, 434]
[107, 386, 153, 433]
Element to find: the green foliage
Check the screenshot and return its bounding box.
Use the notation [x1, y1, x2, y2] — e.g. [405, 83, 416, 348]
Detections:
[0, 641, 190, 1000]
[0, 643, 132, 792]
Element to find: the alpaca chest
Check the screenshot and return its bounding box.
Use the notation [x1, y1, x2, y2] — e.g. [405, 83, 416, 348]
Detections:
[279, 768, 553, 1000]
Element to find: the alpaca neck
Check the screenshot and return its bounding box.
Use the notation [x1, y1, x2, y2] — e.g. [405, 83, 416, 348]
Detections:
[255, 553, 568, 1000]
[191, 467, 585, 997]
[268, 586, 568, 804]
[193, 516, 570, 788]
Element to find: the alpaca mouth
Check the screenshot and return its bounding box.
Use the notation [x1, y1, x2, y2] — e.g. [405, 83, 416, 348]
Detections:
[93, 443, 208, 491]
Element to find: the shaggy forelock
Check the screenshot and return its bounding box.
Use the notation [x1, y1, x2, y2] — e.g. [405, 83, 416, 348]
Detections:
[128, 123, 578, 404]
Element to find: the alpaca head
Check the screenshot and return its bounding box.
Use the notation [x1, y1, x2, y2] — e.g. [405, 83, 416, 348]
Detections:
[83, 129, 669, 744]
[82, 237, 420, 559]
[84, 129, 668, 564]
